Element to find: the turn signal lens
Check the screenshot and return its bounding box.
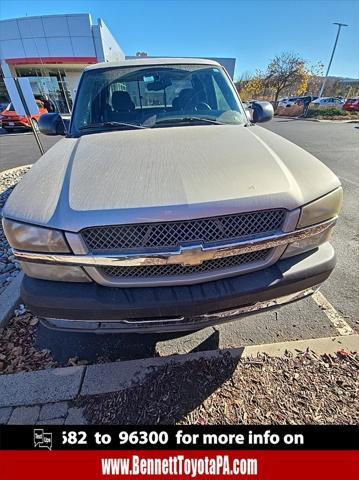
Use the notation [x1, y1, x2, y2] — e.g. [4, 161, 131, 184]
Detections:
[283, 187, 342, 259]
[297, 187, 343, 228]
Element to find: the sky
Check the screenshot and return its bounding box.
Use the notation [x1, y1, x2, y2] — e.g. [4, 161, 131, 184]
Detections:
[1, 0, 358, 80]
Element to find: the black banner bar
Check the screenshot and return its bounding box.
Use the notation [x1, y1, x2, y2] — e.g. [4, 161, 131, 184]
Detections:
[0, 425, 358, 451]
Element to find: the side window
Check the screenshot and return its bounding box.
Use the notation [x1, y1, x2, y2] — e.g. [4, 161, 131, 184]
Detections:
[212, 75, 231, 110]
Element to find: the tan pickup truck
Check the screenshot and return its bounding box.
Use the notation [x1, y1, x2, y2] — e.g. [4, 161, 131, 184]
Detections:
[2, 58, 342, 333]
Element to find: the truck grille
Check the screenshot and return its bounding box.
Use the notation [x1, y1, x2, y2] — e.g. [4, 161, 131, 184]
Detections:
[101, 249, 271, 279]
[81, 209, 285, 284]
[81, 209, 286, 252]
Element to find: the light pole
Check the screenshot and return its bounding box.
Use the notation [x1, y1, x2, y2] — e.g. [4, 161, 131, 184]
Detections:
[318, 22, 348, 98]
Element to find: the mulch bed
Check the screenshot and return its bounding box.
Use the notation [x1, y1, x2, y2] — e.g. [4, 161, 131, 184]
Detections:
[0, 309, 118, 375]
[0, 310, 58, 375]
[78, 351, 358, 425]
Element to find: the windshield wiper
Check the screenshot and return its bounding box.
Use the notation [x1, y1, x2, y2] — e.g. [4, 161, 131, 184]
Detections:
[79, 121, 147, 131]
[151, 117, 227, 127]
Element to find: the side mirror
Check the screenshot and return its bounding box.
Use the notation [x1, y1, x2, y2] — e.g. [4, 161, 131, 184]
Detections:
[251, 101, 274, 123]
[38, 113, 66, 136]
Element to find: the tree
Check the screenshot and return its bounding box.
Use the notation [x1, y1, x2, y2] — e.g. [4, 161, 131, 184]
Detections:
[295, 66, 310, 96]
[306, 62, 325, 96]
[235, 54, 324, 103]
[244, 70, 266, 100]
[136, 51, 148, 57]
[236, 70, 265, 101]
[264, 52, 308, 107]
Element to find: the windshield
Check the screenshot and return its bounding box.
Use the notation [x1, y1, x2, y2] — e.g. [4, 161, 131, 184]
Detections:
[71, 64, 246, 134]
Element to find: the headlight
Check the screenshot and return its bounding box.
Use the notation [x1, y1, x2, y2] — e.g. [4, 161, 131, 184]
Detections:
[2, 218, 70, 252]
[2, 219, 91, 282]
[283, 187, 342, 259]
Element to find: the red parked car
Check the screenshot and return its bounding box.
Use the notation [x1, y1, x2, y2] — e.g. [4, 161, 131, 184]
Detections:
[0, 100, 47, 132]
[343, 97, 359, 112]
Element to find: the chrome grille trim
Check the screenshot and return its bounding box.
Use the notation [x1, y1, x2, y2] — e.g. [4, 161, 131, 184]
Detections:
[81, 209, 286, 251]
[15, 211, 337, 288]
[14, 217, 336, 269]
[101, 249, 271, 278]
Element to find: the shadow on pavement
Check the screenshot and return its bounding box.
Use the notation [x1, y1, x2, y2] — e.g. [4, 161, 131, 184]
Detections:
[35, 324, 220, 364]
[78, 343, 241, 424]
[273, 117, 302, 122]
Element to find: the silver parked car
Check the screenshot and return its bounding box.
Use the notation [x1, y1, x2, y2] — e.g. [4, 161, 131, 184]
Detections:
[311, 97, 345, 108]
[2, 58, 342, 333]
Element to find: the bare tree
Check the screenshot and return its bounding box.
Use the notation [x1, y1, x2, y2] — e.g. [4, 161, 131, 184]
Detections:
[306, 62, 325, 96]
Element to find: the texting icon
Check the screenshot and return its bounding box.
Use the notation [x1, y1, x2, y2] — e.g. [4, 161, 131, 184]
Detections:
[33, 429, 52, 450]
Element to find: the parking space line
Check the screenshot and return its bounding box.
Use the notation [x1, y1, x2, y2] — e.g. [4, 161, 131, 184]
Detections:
[312, 291, 355, 336]
[241, 333, 358, 358]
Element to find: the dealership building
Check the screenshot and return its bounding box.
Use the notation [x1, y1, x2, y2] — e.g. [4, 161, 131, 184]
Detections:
[0, 13, 236, 114]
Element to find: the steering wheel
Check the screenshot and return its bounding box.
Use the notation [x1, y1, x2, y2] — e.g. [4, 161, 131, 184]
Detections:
[194, 102, 212, 111]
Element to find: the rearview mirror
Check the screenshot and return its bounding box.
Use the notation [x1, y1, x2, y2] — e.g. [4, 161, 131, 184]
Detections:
[38, 113, 66, 136]
[251, 101, 274, 123]
[146, 79, 172, 91]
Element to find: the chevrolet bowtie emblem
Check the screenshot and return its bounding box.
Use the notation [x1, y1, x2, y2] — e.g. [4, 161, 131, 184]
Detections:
[169, 245, 206, 266]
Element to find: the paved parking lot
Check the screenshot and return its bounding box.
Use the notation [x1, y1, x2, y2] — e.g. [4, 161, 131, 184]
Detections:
[264, 118, 359, 332]
[0, 119, 358, 362]
[0, 129, 60, 172]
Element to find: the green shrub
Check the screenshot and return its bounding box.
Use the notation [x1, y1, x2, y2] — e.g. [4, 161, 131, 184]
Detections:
[307, 108, 350, 118]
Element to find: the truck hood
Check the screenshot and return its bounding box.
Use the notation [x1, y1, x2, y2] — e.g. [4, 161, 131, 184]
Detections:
[4, 124, 340, 231]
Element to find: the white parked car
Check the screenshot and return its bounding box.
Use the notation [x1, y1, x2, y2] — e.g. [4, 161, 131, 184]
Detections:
[311, 97, 345, 108]
[277, 97, 299, 108]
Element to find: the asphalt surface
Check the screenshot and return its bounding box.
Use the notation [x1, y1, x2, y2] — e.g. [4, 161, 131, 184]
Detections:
[0, 119, 358, 362]
[264, 118, 359, 329]
[0, 129, 60, 172]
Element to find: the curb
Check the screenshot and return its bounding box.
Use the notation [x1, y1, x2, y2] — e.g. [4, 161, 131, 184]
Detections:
[0, 365, 84, 407]
[81, 333, 359, 397]
[309, 119, 359, 124]
[0, 272, 23, 328]
[275, 116, 359, 123]
[0, 333, 357, 407]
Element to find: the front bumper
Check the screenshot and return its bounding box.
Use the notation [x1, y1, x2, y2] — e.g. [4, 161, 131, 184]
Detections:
[21, 242, 335, 333]
[1, 120, 30, 129]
